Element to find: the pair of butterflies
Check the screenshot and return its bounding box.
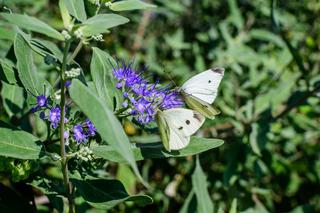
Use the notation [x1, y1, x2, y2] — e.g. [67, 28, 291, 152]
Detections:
[156, 67, 224, 151]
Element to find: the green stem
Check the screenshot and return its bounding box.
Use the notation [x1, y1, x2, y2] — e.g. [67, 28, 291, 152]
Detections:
[59, 40, 75, 213]
[68, 41, 83, 63]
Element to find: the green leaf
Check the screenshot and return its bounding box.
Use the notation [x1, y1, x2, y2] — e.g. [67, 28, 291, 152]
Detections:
[71, 178, 152, 209]
[64, 0, 87, 22]
[82, 14, 129, 37]
[14, 33, 42, 95]
[91, 137, 224, 162]
[0, 59, 17, 84]
[192, 157, 214, 213]
[90, 47, 122, 109]
[1, 81, 25, 118]
[117, 164, 137, 194]
[69, 79, 146, 186]
[31, 38, 63, 62]
[249, 123, 262, 156]
[179, 190, 196, 213]
[59, 0, 72, 29]
[227, 0, 244, 30]
[0, 13, 64, 41]
[0, 121, 42, 159]
[229, 198, 237, 213]
[0, 27, 16, 41]
[109, 0, 157, 11]
[29, 177, 65, 195]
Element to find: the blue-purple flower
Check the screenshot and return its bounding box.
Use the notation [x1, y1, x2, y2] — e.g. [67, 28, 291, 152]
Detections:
[85, 119, 96, 136]
[37, 95, 47, 107]
[30, 93, 96, 145]
[49, 106, 61, 129]
[161, 91, 184, 110]
[113, 62, 184, 124]
[65, 80, 72, 88]
[30, 94, 48, 112]
[73, 124, 87, 143]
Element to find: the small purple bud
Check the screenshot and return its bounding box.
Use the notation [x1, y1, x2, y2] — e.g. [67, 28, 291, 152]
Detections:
[64, 131, 69, 139]
[116, 82, 122, 89]
[65, 80, 71, 88]
[36, 95, 47, 107]
[30, 106, 39, 113]
[122, 101, 128, 108]
[39, 111, 46, 120]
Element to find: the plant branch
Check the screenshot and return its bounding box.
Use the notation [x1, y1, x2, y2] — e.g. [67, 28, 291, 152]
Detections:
[273, 84, 320, 121]
[132, 4, 151, 54]
[59, 40, 75, 213]
[68, 41, 83, 63]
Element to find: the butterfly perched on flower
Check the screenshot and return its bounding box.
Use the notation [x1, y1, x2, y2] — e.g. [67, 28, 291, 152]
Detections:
[112, 62, 224, 151]
[156, 67, 224, 151]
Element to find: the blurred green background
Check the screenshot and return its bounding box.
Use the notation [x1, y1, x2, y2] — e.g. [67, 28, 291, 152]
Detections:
[0, 0, 320, 212]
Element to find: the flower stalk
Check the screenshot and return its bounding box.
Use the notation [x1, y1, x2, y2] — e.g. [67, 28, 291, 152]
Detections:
[59, 40, 75, 213]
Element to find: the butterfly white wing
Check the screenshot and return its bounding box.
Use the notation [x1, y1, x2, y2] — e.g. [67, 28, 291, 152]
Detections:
[160, 108, 205, 150]
[181, 67, 224, 104]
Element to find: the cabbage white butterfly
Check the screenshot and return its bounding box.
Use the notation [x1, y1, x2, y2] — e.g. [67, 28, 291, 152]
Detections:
[156, 108, 205, 151]
[179, 67, 225, 119]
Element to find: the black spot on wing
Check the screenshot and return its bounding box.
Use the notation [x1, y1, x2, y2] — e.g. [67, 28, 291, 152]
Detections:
[178, 126, 183, 130]
[208, 80, 212, 83]
[185, 120, 190, 125]
[193, 112, 203, 122]
[211, 67, 225, 74]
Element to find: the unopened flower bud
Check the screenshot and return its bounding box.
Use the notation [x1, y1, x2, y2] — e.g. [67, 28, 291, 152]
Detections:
[66, 68, 81, 78]
[62, 30, 71, 40]
[74, 28, 83, 39]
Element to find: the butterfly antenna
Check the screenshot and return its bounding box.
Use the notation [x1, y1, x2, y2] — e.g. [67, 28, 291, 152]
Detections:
[162, 65, 178, 88]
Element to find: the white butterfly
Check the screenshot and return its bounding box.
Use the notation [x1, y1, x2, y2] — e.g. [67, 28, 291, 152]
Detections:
[156, 108, 205, 151]
[180, 67, 225, 119]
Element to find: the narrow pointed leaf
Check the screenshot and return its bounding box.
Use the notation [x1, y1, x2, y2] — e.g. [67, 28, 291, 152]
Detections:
[0, 59, 17, 84]
[0, 13, 64, 40]
[179, 190, 196, 213]
[92, 137, 224, 162]
[192, 157, 214, 213]
[82, 14, 129, 37]
[90, 47, 122, 109]
[71, 178, 152, 209]
[64, 0, 87, 22]
[59, 0, 72, 28]
[0, 122, 42, 159]
[69, 79, 146, 186]
[109, 0, 157, 11]
[14, 33, 42, 95]
[1, 81, 25, 117]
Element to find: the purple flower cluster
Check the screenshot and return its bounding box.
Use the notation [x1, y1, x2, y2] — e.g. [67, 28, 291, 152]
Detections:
[31, 95, 96, 144]
[113, 62, 184, 124]
[72, 119, 97, 143]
